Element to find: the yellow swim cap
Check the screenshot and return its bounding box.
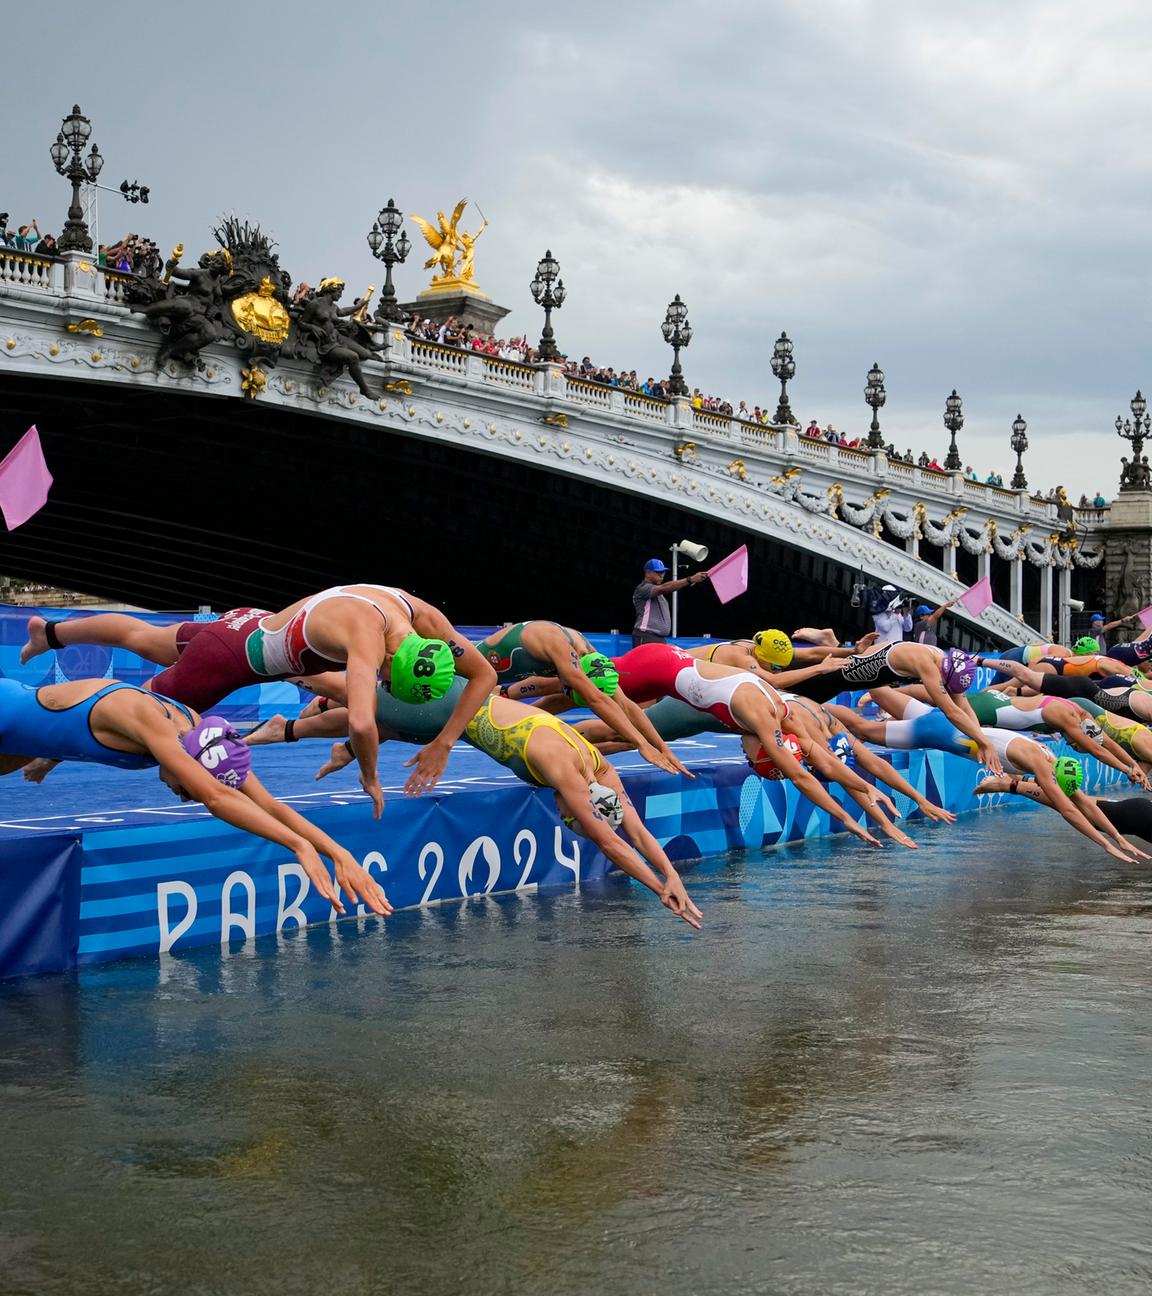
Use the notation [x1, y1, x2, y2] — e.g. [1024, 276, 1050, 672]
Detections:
[753, 629, 793, 668]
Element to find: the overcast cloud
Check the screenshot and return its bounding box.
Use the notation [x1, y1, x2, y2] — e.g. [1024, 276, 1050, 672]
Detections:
[5, 0, 1149, 497]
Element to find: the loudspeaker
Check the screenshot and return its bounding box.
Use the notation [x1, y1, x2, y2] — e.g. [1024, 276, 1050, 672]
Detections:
[675, 540, 709, 563]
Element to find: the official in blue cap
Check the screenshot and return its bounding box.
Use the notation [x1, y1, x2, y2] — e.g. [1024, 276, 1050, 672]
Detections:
[632, 557, 707, 647]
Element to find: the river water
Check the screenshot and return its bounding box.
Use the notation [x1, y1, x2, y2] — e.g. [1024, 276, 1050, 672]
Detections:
[3, 805, 1152, 1295]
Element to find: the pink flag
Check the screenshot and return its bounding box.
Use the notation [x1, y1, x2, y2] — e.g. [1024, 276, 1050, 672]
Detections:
[1136, 605, 1152, 630]
[707, 545, 749, 604]
[0, 426, 52, 530]
[957, 575, 994, 617]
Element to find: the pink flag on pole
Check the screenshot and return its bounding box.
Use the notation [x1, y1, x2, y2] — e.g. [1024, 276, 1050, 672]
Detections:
[1136, 605, 1152, 630]
[0, 426, 52, 530]
[707, 544, 749, 604]
[957, 575, 994, 617]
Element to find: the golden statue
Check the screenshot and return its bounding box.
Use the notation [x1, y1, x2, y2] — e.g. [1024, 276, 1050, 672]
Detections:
[410, 199, 489, 294]
[231, 275, 291, 345]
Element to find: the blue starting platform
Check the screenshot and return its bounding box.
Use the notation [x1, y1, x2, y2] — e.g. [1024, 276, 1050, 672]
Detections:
[0, 604, 1130, 980]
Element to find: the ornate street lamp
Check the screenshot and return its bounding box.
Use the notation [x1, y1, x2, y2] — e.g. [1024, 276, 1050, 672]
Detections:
[943, 388, 964, 470]
[50, 105, 104, 253]
[1010, 413, 1029, 490]
[529, 249, 565, 362]
[661, 294, 692, 397]
[864, 362, 886, 449]
[770, 331, 795, 425]
[1115, 389, 1151, 491]
[367, 198, 412, 323]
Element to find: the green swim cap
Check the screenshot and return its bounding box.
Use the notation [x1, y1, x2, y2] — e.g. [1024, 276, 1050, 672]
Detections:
[1073, 636, 1100, 656]
[571, 652, 620, 708]
[1052, 756, 1083, 798]
[389, 634, 454, 703]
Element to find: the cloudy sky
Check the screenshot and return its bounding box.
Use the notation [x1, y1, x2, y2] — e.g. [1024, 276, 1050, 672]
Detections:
[6, 0, 1147, 497]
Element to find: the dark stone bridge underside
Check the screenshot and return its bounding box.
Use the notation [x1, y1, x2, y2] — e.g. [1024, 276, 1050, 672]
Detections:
[0, 376, 1059, 647]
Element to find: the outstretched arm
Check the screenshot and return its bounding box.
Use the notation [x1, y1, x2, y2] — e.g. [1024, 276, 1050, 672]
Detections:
[843, 737, 957, 824]
[923, 677, 1004, 775]
[403, 618, 497, 796]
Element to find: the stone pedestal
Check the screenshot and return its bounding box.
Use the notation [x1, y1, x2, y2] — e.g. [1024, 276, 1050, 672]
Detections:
[399, 282, 510, 337]
[1104, 491, 1152, 628]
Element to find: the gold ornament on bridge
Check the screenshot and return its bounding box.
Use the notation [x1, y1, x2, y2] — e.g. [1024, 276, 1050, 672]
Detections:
[541, 412, 569, 429]
[65, 319, 104, 337]
[240, 366, 268, 399]
[231, 276, 291, 345]
[410, 199, 489, 295]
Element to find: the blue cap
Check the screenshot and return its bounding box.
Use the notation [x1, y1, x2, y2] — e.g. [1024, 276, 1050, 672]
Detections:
[1089, 611, 1105, 622]
[643, 559, 668, 573]
[914, 605, 932, 617]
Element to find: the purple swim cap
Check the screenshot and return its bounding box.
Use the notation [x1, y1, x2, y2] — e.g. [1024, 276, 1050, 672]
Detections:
[180, 716, 252, 788]
[940, 648, 978, 694]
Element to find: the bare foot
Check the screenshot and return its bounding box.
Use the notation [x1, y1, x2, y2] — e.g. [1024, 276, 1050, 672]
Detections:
[20, 616, 50, 664]
[245, 714, 288, 746]
[22, 758, 61, 784]
[316, 742, 354, 781]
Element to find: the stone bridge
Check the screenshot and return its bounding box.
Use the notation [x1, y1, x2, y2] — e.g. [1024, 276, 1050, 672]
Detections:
[0, 246, 1113, 646]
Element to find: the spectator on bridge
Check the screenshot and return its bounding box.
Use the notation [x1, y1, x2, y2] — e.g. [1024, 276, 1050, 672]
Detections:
[35, 232, 57, 256]
[13, 221, 40, 251]
[0, 213, 10, 246]
[918, 451, 931, 468]
[966, 465, 977, 480]
[632, 559, 708, 648]
[926, 456, 943, 472]
[804, 419, 819, 438]
[1093, 491, 1107, 508]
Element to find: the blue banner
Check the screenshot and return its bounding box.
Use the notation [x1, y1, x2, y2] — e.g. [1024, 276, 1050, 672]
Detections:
[0, 836, 81, 978]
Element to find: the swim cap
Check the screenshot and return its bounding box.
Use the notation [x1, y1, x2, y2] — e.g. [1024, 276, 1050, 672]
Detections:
[180, 717, 251, 788]
[571, 652, 620, 707]
[828, 732, 854, 764]
[390, 634, 454, 703]
[914, 605, 933, 618]
[1052, 756, 1083, 798]
[561, 779, 625, 834]
[1079, 716, 1103, 741]
[752, 629, 794, 669]
[748, 732, 804, 779]
[1072, 636, 1100, 656]
[940, 648, 978, 693]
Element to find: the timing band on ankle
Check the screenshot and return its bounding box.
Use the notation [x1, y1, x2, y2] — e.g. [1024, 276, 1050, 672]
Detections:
[44, 622, 64, 651]
[284, 719, 297, 743]
[344, 739, 355, 756]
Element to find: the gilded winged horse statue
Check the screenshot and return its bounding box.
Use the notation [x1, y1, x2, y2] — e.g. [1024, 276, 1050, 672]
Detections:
[410, 199, 468, 283]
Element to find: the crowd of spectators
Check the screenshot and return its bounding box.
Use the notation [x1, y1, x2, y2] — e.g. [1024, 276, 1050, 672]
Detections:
[98, 233, 162, 277]
[0, 215, 56, 255]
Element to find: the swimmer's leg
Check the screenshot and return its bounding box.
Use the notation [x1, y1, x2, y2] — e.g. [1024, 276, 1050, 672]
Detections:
[21, 758, 60, 783]
[792, 627, 839, 648]
[0, 754, 33, 776]
[21, 613, 179, 666]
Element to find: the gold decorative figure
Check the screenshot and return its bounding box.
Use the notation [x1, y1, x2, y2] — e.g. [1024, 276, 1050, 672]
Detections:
[65, 319, 104, 337]
[409, 200, 490, 294]
[410, 200, 467, 281]
[231, 276, 291, 345]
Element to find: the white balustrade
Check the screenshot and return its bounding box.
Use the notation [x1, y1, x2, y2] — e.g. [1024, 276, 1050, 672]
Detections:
[738, 421, 782, 450]
[797, 435, 832, 463]
[837, 445, 873, 472]
[692, 408, 731, 437]
[0, 251, 57, 293]
[99, 268, 133, 305]
[622, 391, 669, 423]
[962, 478, 991, 502]
[888, 459, 916, 482]
[409, 338, 468, 376]
[481, 356, 535, 391]
[564, 377, 612, 409]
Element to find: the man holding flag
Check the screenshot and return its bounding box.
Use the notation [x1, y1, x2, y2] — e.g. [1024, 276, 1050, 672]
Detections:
[631, 558, 707, 647]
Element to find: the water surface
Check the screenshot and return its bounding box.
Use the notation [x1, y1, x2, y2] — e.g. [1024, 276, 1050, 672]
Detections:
[3, 806, 1152, 1295]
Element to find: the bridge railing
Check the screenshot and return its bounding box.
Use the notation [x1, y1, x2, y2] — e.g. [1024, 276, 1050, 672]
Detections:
[0, 261, 1109, 536]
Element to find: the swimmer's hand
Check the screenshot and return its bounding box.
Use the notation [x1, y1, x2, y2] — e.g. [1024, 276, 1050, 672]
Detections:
[842, 817, 882, 847]
[361, 772, 385, 818]
[978, 740, 1005, 776]
[856, 631, 880, 651]
[315, 741, 355, 781]
[659, 872, 703, 930]
[403, 737, 452, 796]
[640, 741, 695, 779]
[333, 848, 393, 917]
[919, 799, 958, 824]
[295, 843, 344, 912]
[870, 788, 902, 820]
[1103, 839, 1144, 866]
[21, 757, 60, 784]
